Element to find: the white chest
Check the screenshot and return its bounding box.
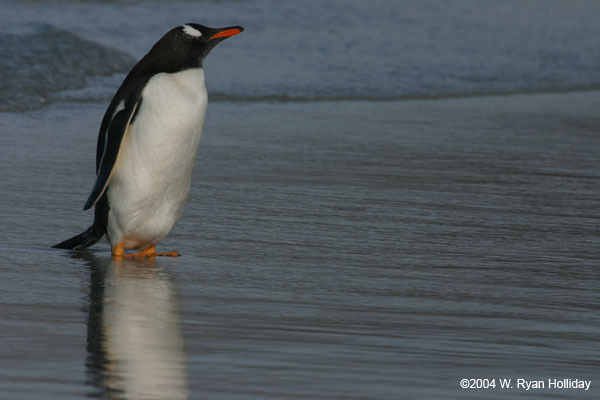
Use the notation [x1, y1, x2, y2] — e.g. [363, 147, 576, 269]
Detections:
[133, 68, 208, 164]
[107, 68, 208, 248]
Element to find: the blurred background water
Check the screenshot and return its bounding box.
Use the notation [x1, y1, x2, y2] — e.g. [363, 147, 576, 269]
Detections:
[0, 0, 598, 399]
[2, 0, 600, 111]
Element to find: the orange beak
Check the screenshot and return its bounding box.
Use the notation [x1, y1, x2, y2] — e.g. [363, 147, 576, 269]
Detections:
[209, 28, 243, 40]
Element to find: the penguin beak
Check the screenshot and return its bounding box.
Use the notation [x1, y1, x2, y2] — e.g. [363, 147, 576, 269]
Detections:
[209, 26, 244, 40]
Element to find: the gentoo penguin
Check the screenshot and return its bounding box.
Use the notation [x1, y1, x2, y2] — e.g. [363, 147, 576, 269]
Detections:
[53, 23, 244, 257]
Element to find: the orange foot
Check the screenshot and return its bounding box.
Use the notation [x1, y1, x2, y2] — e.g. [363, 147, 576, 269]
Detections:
[112, 243, 180, 258]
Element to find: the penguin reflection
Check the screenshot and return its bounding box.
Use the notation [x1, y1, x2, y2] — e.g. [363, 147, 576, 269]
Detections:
[82, 253, 188, 399]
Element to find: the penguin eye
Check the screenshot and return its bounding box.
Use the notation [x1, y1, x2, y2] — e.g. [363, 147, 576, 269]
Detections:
[183, 25, 203, 39]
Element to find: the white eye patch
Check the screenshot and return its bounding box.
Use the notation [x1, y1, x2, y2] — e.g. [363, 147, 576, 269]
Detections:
[183, 25, 203, 38]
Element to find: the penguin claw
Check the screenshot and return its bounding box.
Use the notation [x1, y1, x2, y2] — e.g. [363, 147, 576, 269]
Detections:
[111, 243, 180, 258]
[155, 252, 181, 257]
[119, 252, 180, 258]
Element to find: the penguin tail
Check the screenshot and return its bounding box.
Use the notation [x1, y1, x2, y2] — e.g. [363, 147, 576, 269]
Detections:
[52, 224, 104, 250]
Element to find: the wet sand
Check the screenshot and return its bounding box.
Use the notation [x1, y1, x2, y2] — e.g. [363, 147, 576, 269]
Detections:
[0, 91, 598, 399]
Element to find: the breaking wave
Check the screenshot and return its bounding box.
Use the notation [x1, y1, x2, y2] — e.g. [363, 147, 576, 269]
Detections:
[0, 24, 134, 112]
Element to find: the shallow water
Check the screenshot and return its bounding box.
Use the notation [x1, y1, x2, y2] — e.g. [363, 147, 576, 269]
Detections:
[1, 0, 599, 399]
[2, 93, 599, 399]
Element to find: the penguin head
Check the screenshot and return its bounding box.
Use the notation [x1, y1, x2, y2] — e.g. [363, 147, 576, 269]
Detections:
[144, 23, 244, 73]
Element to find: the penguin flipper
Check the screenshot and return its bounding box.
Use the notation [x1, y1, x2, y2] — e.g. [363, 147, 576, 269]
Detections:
[83, 100, 140, 211]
